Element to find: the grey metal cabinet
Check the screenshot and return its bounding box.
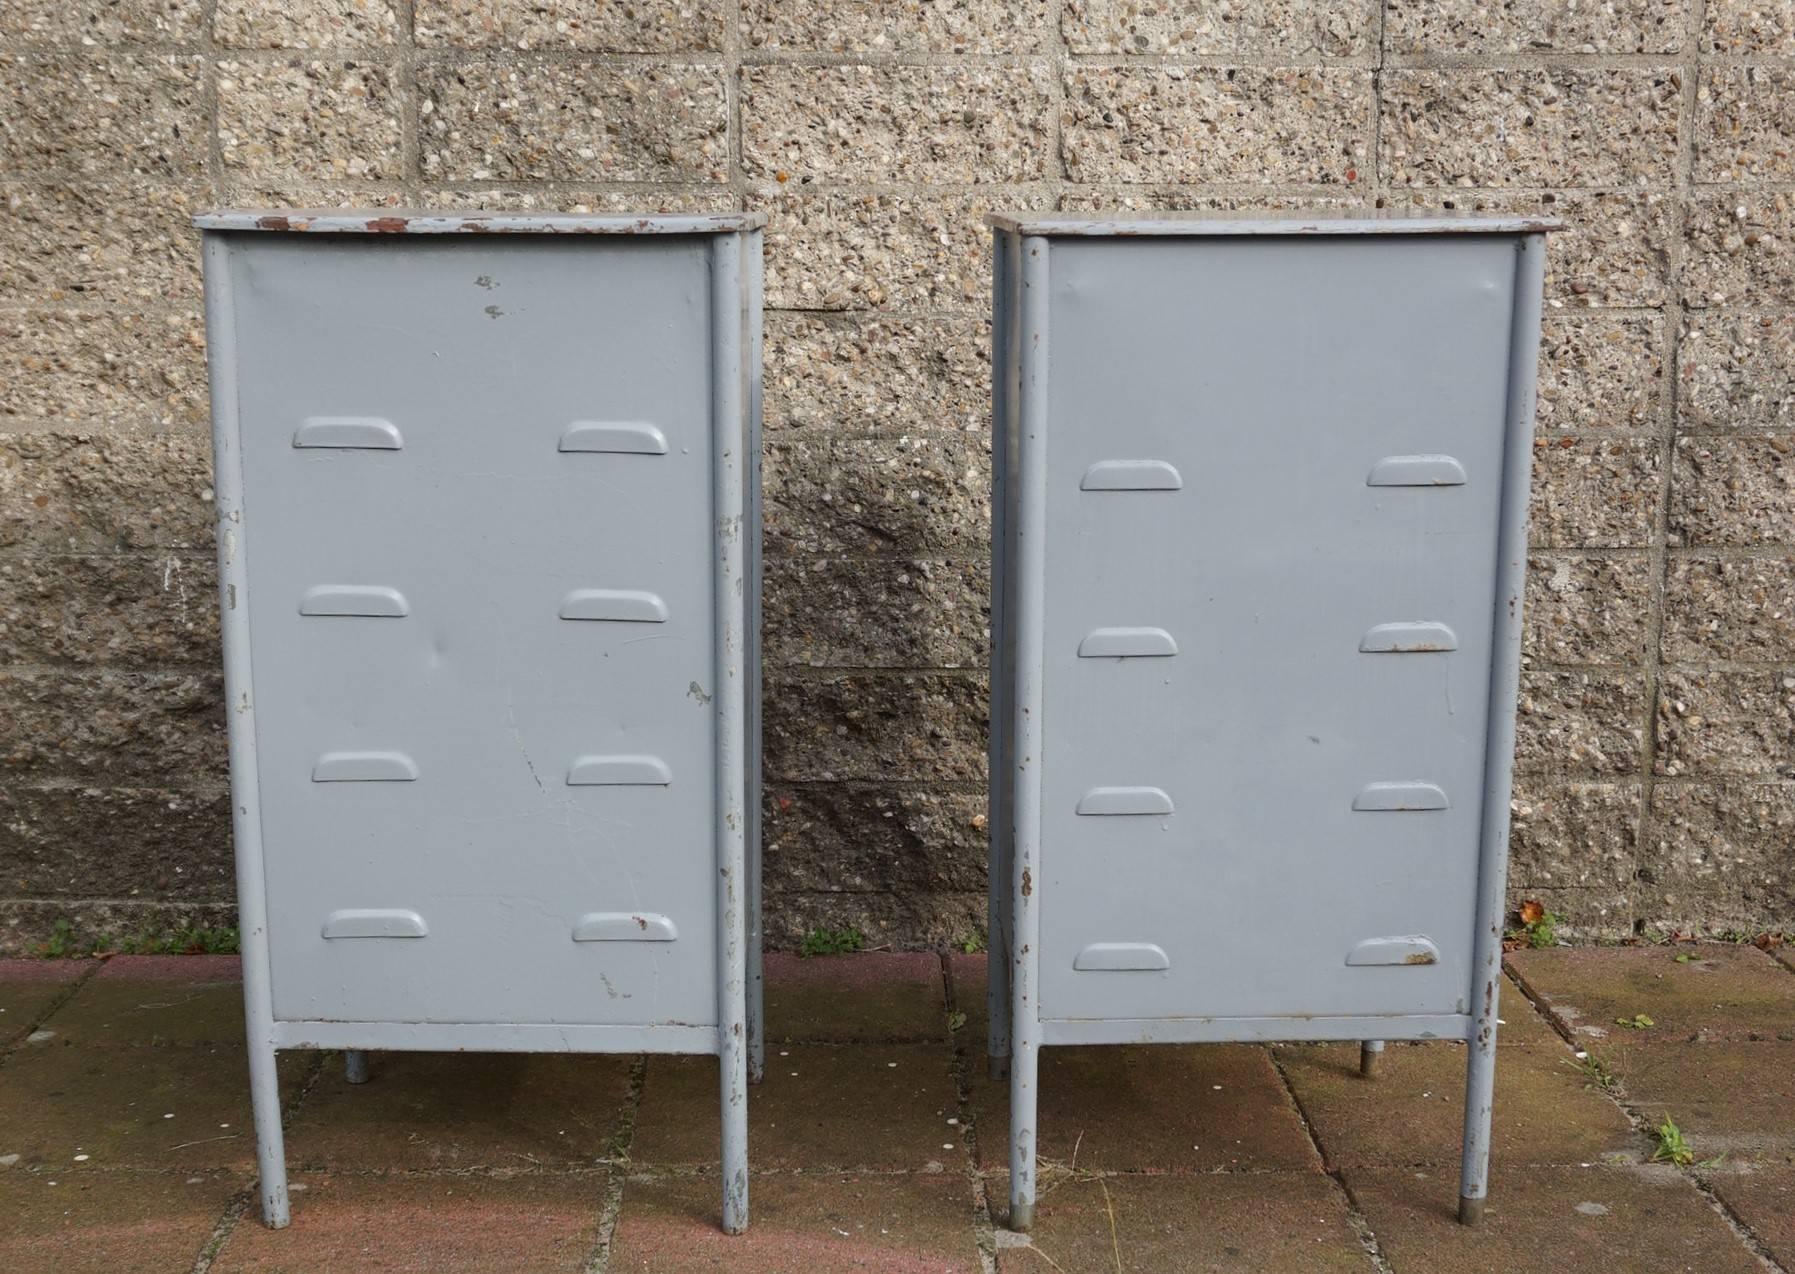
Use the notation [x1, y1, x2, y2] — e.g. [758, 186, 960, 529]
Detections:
[196, 210, 764, 1233]
[984, 213, 1559, 1230]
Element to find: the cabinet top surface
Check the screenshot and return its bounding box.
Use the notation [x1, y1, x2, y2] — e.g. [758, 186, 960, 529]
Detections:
[194, 209, 766, 235]
[986, 210, 1563, 237]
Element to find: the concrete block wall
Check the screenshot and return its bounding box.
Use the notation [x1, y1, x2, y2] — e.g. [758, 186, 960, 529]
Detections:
[2, 0, 1791, 951]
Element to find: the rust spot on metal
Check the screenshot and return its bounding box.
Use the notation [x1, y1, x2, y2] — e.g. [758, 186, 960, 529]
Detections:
[1020, 869, 1032, 898]
[365, 216, 409, 233]
[256, 215, 291, 231]
[1403, 952, 1437, 965]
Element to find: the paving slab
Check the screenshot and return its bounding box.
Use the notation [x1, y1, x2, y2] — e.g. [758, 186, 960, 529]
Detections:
[1345, 1163, 1763, 1274]
[1618, 1043, 1795, 1161]
[287, 1050, 633, 1172]
[947, 953, 992, 1053]
[632, 1044, 960, 1171]
[969, 1045, 1320, 1174]
[1506, 944, 1795, 1045]
[994, 1172, 1367, 1273]
[1487, 976, 1565, 1046]
[1276, 1041, 1639, 1169]
[0, 1168, 240, 1274]
[212, 1170, 605, 1273]
[609, 1170, 981, 1272]
[0, 1040, 307, 1173]
[1705, 1161, 1795, 1269]
[763, 952, 949, 1044]
[0, 958, 89, 1047]
[42, 954, 245, 1047]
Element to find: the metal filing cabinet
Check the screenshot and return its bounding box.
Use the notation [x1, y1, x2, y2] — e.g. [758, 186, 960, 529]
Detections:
[984, 212, 1559, 1229]
[196, 210, 765, 1233]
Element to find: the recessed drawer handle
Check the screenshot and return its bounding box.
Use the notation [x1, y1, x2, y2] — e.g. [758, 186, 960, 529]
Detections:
[1076, 786, 1175, 816]
[559, 590, 669, 623]
[322, 909, 427, 939]
[300, 585, 409, 617]
[567, 755, 673, 786]
[312, 751, 419, 782]
[1367, 455, 1467, 487]
[1074, 942, 1171, 972]
[1352, 782, 1449, 812]
[1359, 622, 1458, 653]
[293, 417, 402, 450]
[1080, 459, 1183, 491]
[1346, 936, 1440, 967]
[572, 912, 679, 942]
[1078, 627, 1178, 658]
[559, 421, 668, 454]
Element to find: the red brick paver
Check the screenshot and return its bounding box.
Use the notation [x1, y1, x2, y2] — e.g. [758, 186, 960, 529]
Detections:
[0, 1168, 241, 1274]
[213, 1171, 606, 1272]
[0, 949, 1787, 1272]
[609, 1171, 981, 1273]
[995, 1172, 1366, 1273]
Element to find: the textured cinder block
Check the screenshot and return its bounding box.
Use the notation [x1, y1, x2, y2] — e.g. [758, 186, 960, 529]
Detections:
[1657, 670, 1795, 778]
[0, 309, 207, 427]
[763, 435, 989, 558]
[762, 784, 987, 893]
[0, 55, 205, 176]
[1704, 0, 1795, 53]
[1685, 191, 1795, 308]
[217, 60, 402, 181]
[763, 672, 986, 782]
[0, 668, 226, 782]
[414, 0, 722, 50]
[744, 0, 1045, 52]
[1507, 779, 1640, 901]
[0, 553, 218, 666]
[1639, 782, 1795, 930]
[0, 431, 214, 552]
[1528, 436, 1662, 549]
[1062, 0, 1374, 56]
[1392, 189, 1675, 308]
[419, 62, 727, 181]
[0, 785, 232, 900]
[2, 0, 204, 44]
[1697, 67, 1795, 183]
[1060, 67, 1371, 185]
[764, 313, 988, 436]
[764, 557, 987, 669]
[416, 187, 739, 214]
[1055, 189, 1368, 217]
[1538, 313, 1665, 432]
[759, 889, 986, 951]
[0, 181, 203, 308]
[741, 66, 1051, 184]
[1669, 434, 1795, 546]
[1662, 554, 1795, 663]
[215, 0, 400, 48]
[0, 899, 238, 958]
[1386, 0, 1688, 53]
[1515, 670, 1648, 775]
[1382, 69, 1680, 188]
[750, 190, 1048, 311]
[1524, 553, 1654, 666]
[1680, 313, 1795, 430]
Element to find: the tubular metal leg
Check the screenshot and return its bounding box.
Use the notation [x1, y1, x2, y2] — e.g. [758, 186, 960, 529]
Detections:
[344, 1049, 370, 1085]
[720, 1042, 750, 1234]
[248, 1040, 289, 1228]
[1459, 1011, 1498, 1224]
[1359, 1039, 1384, 1079]
[1008, 1037, 1039, 1232]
